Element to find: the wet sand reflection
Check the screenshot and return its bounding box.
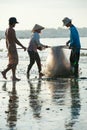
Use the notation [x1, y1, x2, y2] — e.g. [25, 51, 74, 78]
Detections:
[4, 81, 19, 129]
[1, 78, 81, 130]
[65, 79, 81, 130]
[45, 78, 70, 105]
[28, 80, 42, 118]
[45, 78, 81, 130]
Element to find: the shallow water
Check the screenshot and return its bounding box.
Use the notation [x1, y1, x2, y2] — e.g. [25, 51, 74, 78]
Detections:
[0, 38, 87, 130]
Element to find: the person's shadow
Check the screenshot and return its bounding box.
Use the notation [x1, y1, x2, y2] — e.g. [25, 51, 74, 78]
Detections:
[28, 80, 42, 118]
[65, 79, 81, 130]
[5, 81, 19, 129]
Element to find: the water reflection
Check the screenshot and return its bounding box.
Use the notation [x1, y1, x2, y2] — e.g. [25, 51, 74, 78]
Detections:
[4, 81, 19, 129]
[45, 78, 81, 130]
[46, 78, 70, 105]
[2, 81, 7, 91]
[65, 79, 81, 130]
[28, 80, 42, 118]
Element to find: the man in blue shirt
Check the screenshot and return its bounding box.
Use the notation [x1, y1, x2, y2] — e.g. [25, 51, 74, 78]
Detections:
[62, 17, 81, 77]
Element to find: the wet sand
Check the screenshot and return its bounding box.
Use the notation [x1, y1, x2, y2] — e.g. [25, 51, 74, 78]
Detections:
[0, 72, 87, 130]
[0, 49, 87, 130]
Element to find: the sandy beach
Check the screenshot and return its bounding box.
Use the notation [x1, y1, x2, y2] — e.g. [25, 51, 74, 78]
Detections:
[0, 74, 87, 130]
[0, 38, 87, 130]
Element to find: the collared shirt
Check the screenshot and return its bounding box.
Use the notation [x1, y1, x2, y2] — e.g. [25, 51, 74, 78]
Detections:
[28, 32, 44, 52]
[70, 25, 81, 52]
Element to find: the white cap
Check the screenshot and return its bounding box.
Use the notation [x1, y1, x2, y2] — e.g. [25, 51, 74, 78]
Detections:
[62, 17, 71, 26]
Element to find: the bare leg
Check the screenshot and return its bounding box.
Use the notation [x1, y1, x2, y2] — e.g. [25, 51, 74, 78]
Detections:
[1, 66, 11, 79]
[12, 66, 20, 81]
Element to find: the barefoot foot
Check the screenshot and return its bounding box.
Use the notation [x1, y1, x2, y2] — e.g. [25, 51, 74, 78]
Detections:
[1, 71, 7, 79]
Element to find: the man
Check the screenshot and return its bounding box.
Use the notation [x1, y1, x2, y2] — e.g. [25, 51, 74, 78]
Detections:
[62, 17, 81, 77]
[27, 24, 48, 78]
[1, 17, 26, 81]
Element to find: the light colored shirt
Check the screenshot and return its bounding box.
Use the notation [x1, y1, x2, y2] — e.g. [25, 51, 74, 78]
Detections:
[28, 32, 44, 52]
[70, 25, 81, 52]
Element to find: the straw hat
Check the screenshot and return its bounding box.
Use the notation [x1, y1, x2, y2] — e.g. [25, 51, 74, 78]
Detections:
[32, 24, 44, 32]
[62, 17, 71, 26]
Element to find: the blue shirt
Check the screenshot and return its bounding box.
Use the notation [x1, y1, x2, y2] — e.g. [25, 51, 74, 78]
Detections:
[70, 25, 81, 52]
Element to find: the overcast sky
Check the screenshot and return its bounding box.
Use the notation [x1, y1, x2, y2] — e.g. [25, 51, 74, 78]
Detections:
[0, 0, 87, 30]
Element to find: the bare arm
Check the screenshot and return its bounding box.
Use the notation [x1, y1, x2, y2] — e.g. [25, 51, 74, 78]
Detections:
[5, 31, 8, 49]
[13, 30, 26, 51]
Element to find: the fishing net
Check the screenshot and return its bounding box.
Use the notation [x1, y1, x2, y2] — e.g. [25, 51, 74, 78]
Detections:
[43, 46, 72, 78]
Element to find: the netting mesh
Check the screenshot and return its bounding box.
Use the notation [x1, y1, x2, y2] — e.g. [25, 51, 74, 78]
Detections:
[43, 46, 72, 77]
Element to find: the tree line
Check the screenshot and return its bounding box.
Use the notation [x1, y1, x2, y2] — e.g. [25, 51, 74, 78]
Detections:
[0, 27, 87, 39]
